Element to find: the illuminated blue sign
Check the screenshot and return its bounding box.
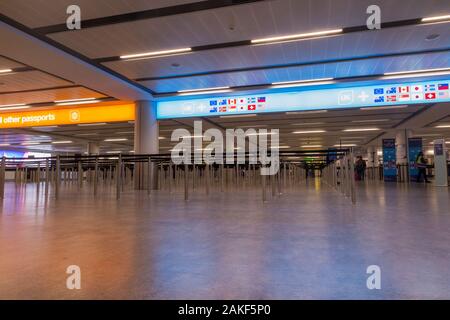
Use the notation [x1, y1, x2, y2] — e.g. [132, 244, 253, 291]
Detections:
[156, 79, 450, 119]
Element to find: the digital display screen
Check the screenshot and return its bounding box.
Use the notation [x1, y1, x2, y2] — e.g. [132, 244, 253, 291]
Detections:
[157, 79, 450, 119]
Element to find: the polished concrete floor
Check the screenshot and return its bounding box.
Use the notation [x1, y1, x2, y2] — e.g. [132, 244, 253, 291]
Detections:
[0, 179, 449, 299]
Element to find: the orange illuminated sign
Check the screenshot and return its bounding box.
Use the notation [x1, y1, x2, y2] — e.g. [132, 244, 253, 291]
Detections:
[0, 103, 135, 128]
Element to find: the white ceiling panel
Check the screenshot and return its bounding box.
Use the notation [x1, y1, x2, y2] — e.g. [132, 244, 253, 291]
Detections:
[0, 70, 71, 93]
[0, 56, 24, 69]
[46, 0, 450, 59]
[0, 86, 105, 105]
[101, 22, 450, 81]
[138, 52, 450, 93]
[0, 0, 196, 28]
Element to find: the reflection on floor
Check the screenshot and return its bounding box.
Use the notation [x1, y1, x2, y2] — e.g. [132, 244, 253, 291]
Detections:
[0, 179, 449, 299]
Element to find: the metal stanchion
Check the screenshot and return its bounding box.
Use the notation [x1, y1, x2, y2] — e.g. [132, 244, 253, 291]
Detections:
[261, 167, 267, 202]
[55, 155, 60, 200]
[45, 158, 49, 197]
[0, 157, 5, 200]
[205, 163, 210, 195]
[184, 164, 189, 201]
[94, 156, 98, 197]
[116, 156, 121, 200]
[147, 157, 151, 196]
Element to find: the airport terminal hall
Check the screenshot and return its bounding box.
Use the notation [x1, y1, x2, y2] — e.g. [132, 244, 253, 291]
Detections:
[1, 0, 450, 302]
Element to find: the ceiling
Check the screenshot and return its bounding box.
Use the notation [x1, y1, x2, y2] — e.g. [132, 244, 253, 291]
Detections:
[0, 0, 449, 154]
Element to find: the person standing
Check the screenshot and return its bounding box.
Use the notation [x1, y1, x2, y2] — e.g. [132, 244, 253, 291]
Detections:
[415, 152, 430, 183]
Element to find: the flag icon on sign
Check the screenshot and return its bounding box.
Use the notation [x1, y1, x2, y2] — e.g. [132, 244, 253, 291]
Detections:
[398, 86, 409, 93]
[209, 106, 218, 113]
[425, 92, 436, 100]
[412, 93, 424, 100]
[248, 105, 256, 111]
[386, 87, 397, 94]
[438, 83, 449, 90]
[228, 105, 237, 112]
[374, 88, 384, 95]
[228, 99, 237, 104]
[386, 95, 397, 102]
[238, 98, 245, 104]
[398, 94, 410, 101]
[219, 99, 227, 105]
[209, 100, 217, 106]
[257, 97, 266, 103]
[438, 91, 449, 99]
[219, 106, 227, 112]
[374, 96, 384, 103]
[425, 84, 436, 91]
[411, 85, 423, 93]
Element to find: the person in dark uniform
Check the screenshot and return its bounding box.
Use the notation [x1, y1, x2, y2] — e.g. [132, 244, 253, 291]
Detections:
[415, 152, 430, 183]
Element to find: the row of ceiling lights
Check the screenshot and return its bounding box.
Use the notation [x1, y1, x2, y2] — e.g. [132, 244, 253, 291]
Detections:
[174, 66, 450, 95]
[0, 97, 101, 111]
[118, 14, 450, 61]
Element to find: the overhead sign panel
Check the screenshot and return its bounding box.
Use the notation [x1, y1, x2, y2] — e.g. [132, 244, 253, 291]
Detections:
[0, 104, 135, 128]
[157, 79, 450, 119]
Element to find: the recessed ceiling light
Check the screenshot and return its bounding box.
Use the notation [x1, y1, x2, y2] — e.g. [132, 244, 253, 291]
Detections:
[421, 14, 450, 23]
[383, 67, 450, 79]
[54, 97, 97, 103]
[286, 110, 328, 115]
[220, 114, 257, 118]
[343, 128, 380, 132]
[56, 99, 100, 106]
[0, 105, 31, 111]
[246, 132, 278, 136]
[21, 142, 40, 145]
[177, 86, 231, 96]
[77, 123, 107, 126]
[290, 122, 325, 126]
[0, 69, 13, 74]
[0, 103, 30, 110]
[0, 143, 11, 146]
[272, 78, 335, 88]
[435, 125, 450, 128]
[360, 105, 408, 110]
[51, 141, 72, 144]
[301, 145, 322, 148]
[334, 143, 357, 147]
[120, 48, 192, 60]
[251, 29, 343, 44]
[75, 133, 99, 136]
[293, 130, 326, 134]
[104, 138, 128, 142]
[270, 146, 290, 149]
[352, 119, 390, 123]
[32, 126, 59, 130]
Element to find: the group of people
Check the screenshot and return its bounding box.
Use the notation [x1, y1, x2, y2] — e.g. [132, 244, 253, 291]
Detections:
[353, 152, 430, 183]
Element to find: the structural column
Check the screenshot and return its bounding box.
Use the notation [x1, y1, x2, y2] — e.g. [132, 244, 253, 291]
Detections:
[87, 142, 100, 155]
[395, 130, 412, 165]
[367, 146, 375, 168]
[134, 100, 159, 190]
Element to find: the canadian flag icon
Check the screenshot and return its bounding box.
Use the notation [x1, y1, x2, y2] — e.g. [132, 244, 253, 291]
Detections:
[398, 86, 410, 93]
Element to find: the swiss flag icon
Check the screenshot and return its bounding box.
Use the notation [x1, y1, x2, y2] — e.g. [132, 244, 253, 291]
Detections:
[248, 105, 256, 111]
[425, 92, 436, 100]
